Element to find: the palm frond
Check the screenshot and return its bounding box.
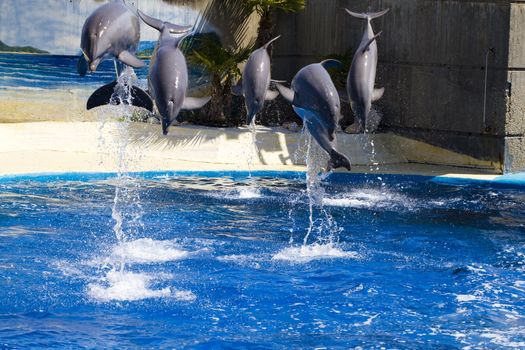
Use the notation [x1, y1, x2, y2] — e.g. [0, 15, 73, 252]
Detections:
[241, 0, 305, 14]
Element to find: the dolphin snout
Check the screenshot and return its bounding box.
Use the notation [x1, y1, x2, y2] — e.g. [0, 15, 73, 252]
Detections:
[88, 59, 100, 72]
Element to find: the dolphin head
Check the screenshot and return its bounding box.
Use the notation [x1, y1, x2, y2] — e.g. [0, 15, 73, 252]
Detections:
[160, 99, 183, 135]
[80, 2, 128, 72]
[80, 19, 113, 72]
[246, 97, 263, 124]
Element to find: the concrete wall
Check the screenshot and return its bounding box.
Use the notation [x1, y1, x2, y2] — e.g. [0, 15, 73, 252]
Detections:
[273, 0, 525, 173]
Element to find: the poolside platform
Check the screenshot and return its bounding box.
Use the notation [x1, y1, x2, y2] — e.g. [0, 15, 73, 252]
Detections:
[0, 121, 504, 182]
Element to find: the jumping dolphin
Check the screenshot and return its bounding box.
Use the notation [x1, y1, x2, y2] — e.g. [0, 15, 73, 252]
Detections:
[346, 8, 389, 131]
[79, 0, 145, 75]
[232, 36, 280, 125]
[138, 10, 211, 135]
[275, 61, 351, 171]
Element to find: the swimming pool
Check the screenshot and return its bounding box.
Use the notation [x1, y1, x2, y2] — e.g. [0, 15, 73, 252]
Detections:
[1, 171, 524, 348]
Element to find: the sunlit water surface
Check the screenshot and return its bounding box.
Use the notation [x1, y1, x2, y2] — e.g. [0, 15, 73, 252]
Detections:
[1, 172, 525, 348]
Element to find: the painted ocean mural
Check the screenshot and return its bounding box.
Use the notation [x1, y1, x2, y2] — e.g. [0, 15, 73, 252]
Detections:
[0, 0, 217, 121]
[0, 50, 209, 91]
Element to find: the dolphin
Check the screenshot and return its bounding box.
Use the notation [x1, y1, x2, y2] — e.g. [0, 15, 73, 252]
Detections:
[275, 61, 351, 171]
[232, 36, 280, 125]
[79, 0, 144, 74]
[346, 8, 389, 131]
[138, 10, 211, 135]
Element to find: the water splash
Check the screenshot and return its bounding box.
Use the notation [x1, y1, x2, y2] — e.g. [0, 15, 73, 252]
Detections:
[246, 120, 259, 176]
[94, 67, 149, 291]
[109, 68, 145, 254]
[364, 106, 383, 173]
[292, 130, 344, 248]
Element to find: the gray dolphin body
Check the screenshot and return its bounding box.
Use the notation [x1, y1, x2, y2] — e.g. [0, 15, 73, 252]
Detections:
[138, 11, 210, 135]
[79, 0, 144, 74]
[233, 37, 280, 125]
[346, 9, 388, 131]
[276, 61, 351, 171]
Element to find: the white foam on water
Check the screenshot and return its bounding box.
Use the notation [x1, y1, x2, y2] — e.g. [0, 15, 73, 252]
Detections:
[87, 270, 195, 302]
[218, 187, 263, 200]
[480, 332, 525, 348]
[456, 294, 479, 302]
[272, 243, 359, 263]
[216, 254, 262, 268]
[235, 187, 263, 199]
[217, 254, 252, 263]
[322, 189, 414, 210]
[353, 313, 379, 327]
[206, 187, 263, 201]
[111, 238, 189, 264]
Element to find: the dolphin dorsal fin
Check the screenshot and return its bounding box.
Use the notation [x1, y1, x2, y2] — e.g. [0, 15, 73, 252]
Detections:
[262, 35, 281, 50]
[359, 31, 382, 52]
[320, 59, 342, 70]
[138, 10, 192, 34]
[344, 8, 389, 21]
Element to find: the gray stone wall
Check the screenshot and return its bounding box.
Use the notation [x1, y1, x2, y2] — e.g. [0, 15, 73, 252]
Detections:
[272, 0, 525, 173]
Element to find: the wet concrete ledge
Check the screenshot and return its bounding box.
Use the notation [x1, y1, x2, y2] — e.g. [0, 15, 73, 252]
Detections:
[0, 122, 502, 181]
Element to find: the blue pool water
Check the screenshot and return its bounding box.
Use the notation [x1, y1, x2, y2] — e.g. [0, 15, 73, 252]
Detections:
[1, 172, 525, 348]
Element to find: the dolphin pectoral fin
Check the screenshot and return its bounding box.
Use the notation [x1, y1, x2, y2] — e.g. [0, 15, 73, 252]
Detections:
[372, 87, 385, 102]
[182, 96, 211, 110]
[118, 50, 145, 68]
[320, 59, 342, 70]
[360, 32, 382, 52]
[232, 82, 243, 96]
[77, 55, 88, 77]
[275, 83, 294, 104]
[265, 89, 279, 101]
[294, 106, 336, 140]
[86, 81, 153, 111]
[87, 81, 118, 110]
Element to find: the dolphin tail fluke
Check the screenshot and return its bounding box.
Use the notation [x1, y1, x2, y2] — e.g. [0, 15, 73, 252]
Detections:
[372, 87, 385, 102]
[265, 89, 279, 101]
[328, 150, 352, 171]
[344, 8, 389, 21]
[118, 50, 145, 68]
[138, 10, 192, 34]
[262, 35, 281, 50]
[182, 96, 211, 110]
[275, 83, 295, 104]
[86, 81, 154, 111]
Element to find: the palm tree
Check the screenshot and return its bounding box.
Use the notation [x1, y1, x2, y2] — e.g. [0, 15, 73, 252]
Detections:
[242, 0, 305, 57]
[185, 35, 252, 126]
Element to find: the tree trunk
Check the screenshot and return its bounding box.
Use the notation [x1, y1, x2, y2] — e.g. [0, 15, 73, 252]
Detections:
[200, 74, 226, 126]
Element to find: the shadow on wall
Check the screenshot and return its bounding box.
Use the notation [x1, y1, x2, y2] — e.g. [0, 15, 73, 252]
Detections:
[125, 123, 301, 166]
[163, 0, 257, 48]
